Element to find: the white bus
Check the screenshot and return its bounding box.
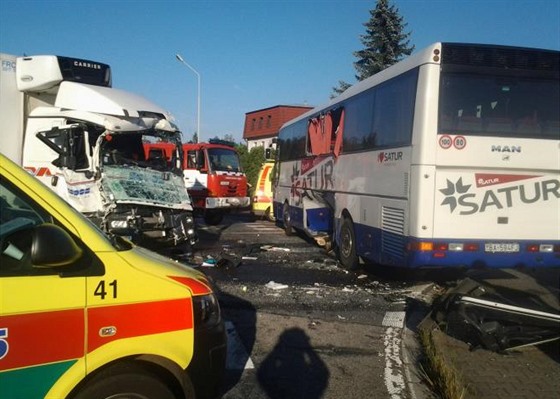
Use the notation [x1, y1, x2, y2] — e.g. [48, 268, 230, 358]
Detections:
[273, 42, 559, 269]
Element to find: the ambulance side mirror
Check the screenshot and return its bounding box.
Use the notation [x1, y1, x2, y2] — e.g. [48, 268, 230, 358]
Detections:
[31, 224, 83, 268]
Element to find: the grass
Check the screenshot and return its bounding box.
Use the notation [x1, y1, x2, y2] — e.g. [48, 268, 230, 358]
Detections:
[418, 326, 467, 399]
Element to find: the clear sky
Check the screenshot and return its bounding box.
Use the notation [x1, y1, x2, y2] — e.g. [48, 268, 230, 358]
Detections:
[1, 0, 559, 143]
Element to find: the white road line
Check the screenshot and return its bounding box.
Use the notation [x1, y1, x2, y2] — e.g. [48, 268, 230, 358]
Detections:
[382, 311, 406, 399]
[225, 321, 255, 370]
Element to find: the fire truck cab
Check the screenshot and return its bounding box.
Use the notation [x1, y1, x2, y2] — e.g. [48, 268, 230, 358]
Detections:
[144, 140, 250, 225]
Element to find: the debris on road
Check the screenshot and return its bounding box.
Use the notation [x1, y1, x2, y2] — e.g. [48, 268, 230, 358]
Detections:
[265, 281, 289, 290]
[261, 245, 291, 252]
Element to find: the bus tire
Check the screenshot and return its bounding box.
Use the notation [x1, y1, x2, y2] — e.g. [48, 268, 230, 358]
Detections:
[339, 217, 359, 270]
[72, 362, 189, 399]
[282, 202, 294, 236]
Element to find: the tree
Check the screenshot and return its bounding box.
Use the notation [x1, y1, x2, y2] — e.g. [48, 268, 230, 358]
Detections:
[332, 0, 414, 97]
[237, 145, 265, 195]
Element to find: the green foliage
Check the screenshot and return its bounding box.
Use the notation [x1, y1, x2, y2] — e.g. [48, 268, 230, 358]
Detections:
[354, 0, 414, 80]
[331, 80, 353, 99]
[237, 145, 265, 194]
[332, 0, 414, 97]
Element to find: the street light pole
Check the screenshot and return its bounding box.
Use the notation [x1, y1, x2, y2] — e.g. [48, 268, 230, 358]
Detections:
[175, 53, 201, 143]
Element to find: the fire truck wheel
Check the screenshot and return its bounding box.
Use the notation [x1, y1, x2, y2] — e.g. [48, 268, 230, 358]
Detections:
[282, 202, 294, 236]
[339, 217, 359, 270]
[72, 362, 190, 399]
[204, 210, 224, 225]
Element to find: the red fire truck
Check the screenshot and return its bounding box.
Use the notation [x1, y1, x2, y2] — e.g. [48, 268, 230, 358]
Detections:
[144, 139, 250, 225]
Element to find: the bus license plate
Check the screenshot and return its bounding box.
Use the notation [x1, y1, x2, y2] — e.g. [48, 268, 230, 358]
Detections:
[485, 243, 520, 253]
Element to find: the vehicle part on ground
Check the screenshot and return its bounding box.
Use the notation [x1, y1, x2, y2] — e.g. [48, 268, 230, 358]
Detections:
[432, 277, 560, 352]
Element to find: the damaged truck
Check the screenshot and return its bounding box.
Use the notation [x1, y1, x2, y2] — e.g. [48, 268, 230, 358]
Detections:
[0, 53, 197, 252]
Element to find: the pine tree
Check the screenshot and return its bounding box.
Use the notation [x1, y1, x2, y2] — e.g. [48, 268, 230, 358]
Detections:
[332, 0, 414, 97]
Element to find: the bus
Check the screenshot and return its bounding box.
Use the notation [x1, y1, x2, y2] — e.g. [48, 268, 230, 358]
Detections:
[273, 42, 560, 270]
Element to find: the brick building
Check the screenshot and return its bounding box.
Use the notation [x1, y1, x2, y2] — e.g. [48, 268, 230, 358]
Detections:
[243, 105, 313, 151]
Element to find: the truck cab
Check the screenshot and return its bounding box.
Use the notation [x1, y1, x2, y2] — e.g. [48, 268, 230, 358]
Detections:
[145, 139, 250, 225]
[0, 54, 197, 252]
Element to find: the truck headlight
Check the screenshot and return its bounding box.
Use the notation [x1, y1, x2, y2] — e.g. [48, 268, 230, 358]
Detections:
[110, 220, 129, 229]
[192, 294, 221, 328]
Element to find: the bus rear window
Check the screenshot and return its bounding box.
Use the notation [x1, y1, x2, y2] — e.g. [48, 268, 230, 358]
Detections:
[439, 73, 559, 139]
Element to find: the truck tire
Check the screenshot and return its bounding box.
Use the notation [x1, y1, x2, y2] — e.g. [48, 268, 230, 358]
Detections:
[338, 217, 359, 270]
[72, 362, 190, 399]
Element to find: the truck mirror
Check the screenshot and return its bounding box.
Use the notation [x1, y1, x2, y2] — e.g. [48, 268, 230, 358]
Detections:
[60, 155, 77, 169]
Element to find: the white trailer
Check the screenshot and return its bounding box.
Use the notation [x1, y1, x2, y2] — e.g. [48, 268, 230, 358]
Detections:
[0, 53, 197, 249]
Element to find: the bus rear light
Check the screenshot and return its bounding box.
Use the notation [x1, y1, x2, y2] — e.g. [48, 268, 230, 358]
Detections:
[408, 242, 434, 251]
[433, 252, 446, 258]
[448, 243, 463, 251]
[526, 244, 555, 253]
[434, 243, 448, 251]
[464, 243, 479, 252]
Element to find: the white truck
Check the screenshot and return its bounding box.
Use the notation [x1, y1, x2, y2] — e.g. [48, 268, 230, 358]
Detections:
[0, 53, 197, 252]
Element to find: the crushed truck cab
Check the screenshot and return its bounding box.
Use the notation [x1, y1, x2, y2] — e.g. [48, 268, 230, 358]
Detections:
[0, 54, 197, 250]
[0, 153, 226, 398]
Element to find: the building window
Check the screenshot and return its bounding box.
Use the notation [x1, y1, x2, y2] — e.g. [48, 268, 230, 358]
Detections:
[251, 118, 256, 130]
[258, 117, 263, 129]
[267, 115, 272, 128]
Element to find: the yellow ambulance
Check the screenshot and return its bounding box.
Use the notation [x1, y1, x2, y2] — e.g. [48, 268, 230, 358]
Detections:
[0, 153, 226, 398]
[251, 161, 275, 221]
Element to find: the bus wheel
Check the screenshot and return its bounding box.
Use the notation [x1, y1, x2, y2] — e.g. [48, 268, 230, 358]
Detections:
[204, 210, 224, 225]
[339, 217, 359, 270]
[282, 202, 294, 236]
[72, 363, 188, 399]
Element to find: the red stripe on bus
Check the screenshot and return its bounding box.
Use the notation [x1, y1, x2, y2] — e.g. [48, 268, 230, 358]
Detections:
[87, 298, 193, 352]
[0, 309, 84, 371]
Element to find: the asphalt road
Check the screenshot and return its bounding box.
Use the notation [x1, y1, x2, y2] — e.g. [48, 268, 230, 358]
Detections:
[189, 214, 439, 399]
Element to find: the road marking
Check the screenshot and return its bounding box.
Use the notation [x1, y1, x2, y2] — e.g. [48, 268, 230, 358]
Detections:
[382, 311, 405, 328]
[382, 311, 406, 399]
[225, 321, 255, 370]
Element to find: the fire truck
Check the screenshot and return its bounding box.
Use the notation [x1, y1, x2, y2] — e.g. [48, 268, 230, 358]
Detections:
[144, 139, 250, 225]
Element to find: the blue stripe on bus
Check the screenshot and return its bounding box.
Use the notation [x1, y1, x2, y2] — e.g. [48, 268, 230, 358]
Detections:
[351, 220, 560, 268]
[277, 202, 560, 268]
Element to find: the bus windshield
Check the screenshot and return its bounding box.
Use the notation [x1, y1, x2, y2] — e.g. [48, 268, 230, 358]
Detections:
[439, 73, 560, 139]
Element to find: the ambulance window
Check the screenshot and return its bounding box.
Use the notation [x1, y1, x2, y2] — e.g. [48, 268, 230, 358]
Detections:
[0, 177, 52, 276]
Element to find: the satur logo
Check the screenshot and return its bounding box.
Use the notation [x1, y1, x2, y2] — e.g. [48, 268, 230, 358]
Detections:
[439, 175, 560, 215]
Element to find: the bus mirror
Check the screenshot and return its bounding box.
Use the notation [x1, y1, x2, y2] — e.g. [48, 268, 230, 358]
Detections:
[265, 148, 272, 159]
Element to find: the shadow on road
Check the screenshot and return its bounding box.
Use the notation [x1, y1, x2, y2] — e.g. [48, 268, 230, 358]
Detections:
[217, 291, 257, 395]
[257, 328, 330, 399]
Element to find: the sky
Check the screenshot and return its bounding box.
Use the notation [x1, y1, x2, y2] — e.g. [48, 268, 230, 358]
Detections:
[1, 0, 559, 143]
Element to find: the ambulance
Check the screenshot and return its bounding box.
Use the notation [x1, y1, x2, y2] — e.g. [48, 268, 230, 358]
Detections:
[0, 153, 226, 398]
[252, 161, 275, 221]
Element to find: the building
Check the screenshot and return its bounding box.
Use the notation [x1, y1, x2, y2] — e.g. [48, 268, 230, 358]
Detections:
[243, 105, 313, 151]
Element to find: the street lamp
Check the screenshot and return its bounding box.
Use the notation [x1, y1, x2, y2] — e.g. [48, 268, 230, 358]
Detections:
[175, 53, 201, 143]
